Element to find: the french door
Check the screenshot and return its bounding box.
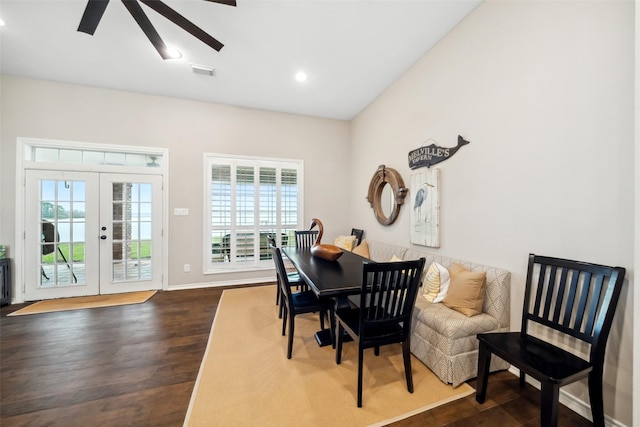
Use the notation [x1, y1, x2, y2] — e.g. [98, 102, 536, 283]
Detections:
[24, 170, 163, 300]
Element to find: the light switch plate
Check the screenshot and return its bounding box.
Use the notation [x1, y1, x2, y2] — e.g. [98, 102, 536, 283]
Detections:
[174, 208, 189, 216]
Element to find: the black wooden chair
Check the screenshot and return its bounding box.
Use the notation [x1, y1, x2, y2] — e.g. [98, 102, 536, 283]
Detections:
[294, 230, 318, 248]
[476, 254, 626, 427]
[350, 228, 364, 246]
[271, 246, 334, 359]
[268, 237, 307, 318]
[335, 257, 426, 407]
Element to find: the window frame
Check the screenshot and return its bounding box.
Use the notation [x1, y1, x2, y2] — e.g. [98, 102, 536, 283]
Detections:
[203, 153, 304, 273]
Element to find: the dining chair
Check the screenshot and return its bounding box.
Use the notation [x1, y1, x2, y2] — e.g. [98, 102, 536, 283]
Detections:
[350, 228, 364, 246]
[294, 230, 318, 248]
[272, 246, 335, 359]
[476, 254, 626, 427]
[268, 238, 307, 317]
[335, 257, 426, 407]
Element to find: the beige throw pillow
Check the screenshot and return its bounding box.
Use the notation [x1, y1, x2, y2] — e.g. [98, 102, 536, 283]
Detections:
[423, 262, 450, 303]
[334, 235, 358, 251]
[442, 264, 486, 317]
[352, 240, 370, 259]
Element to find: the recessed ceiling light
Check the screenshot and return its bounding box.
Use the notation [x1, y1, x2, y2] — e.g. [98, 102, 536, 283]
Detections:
[0, 18, 5, 26]
[295, 71, 307, 82]
[165, 46, 183, 60]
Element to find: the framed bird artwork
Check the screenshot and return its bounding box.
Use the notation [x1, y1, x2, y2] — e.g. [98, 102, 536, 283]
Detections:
[410, 168, 440, 247]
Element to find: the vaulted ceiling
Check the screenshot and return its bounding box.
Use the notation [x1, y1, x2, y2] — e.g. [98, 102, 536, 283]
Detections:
[0, 0, 481, 120]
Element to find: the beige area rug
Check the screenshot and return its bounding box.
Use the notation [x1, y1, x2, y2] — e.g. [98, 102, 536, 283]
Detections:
[8, 290, 157, 316]
[184, 285, 474, 427]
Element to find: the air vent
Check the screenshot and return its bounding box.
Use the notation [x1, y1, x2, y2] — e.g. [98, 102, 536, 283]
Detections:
[191, 64, 215, 76]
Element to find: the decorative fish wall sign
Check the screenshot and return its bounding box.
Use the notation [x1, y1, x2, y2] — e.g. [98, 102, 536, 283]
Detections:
[408, 135, 470, 169]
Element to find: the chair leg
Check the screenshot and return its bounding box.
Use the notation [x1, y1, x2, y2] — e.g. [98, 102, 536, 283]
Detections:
[287, 314, 295, 359]
[275, 286, 280, 305]
[374, 346, 380, 356]
[588, 366, 606, 427]
[402, 340, 414, 393]
[357, 346, 364, 407]
[281, 305, 288, 336]
[319, 310, 325, 330]
[540, 382, 560, 427]
[519, 370, 526, 387]
[475, 341, 491, 403]
[329, 309, 336, 349]
[336, 323, 343, 364]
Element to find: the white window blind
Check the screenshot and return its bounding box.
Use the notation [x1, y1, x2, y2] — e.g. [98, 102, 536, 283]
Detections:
[205, 155, 303, 272]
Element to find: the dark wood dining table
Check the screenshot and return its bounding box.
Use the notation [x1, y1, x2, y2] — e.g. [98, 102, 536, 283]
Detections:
[282, 246, 371, 346]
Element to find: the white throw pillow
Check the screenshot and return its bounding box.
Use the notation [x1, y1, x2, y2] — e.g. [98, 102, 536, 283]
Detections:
[423, 262, 450, 303]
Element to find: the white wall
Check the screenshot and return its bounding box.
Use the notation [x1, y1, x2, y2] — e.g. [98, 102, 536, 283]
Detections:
[350, 1, 634, 425]
[0, 76, 351, 290]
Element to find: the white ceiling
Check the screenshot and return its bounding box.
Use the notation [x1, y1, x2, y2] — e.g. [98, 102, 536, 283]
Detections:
[0, 0, 480, 120]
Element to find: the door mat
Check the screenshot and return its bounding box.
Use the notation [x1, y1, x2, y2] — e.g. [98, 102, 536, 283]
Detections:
[8, 290, 158, 316]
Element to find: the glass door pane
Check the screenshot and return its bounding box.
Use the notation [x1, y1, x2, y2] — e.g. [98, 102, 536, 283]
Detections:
[39, 179, 86, 287]
[111, 182, 153, 282]
[100, 174, 162, 294]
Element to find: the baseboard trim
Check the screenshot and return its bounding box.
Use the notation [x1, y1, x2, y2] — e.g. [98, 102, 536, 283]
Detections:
[506, 367, 625, 427]
[168, 276, 274, 291]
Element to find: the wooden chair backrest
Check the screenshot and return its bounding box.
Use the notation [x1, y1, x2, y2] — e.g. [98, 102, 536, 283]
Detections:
[359, 258, 425, 338]
[271, 246, 294, 305]
[351, 228, 364, 246]
[295, 230, 318, 248]
[522, 254, 625, 364]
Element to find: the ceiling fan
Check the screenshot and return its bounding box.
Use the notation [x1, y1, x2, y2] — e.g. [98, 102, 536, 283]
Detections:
[77, 0, 236, 59]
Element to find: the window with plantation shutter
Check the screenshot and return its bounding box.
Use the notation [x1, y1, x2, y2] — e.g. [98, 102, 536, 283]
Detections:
[205, 154, 303, 272]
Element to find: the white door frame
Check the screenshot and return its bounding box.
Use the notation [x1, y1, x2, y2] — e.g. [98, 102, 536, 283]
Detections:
[14, 137, 169, 303]
[24, 170, 101, 300]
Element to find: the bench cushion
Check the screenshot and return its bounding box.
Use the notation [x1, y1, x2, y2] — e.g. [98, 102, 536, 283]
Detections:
[414, 298, 500, 341]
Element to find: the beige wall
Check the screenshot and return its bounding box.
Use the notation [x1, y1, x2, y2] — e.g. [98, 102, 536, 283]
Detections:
[350, 1, 634, 424]
[634, 1, 640, 423]
[0, 76, 351, 288]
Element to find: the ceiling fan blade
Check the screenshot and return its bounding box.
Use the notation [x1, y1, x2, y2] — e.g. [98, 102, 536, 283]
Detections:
[202, 0, 236, 6]
[78, 0, 111, 35]
[139, 0, 224, 52]
[121, 0, 170, 59]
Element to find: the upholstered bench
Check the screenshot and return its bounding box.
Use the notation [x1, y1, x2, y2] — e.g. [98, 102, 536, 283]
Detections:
[356, 240, 511, 387]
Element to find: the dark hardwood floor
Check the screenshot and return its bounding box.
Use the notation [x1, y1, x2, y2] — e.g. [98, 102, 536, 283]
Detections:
[1, 286, 592, 426]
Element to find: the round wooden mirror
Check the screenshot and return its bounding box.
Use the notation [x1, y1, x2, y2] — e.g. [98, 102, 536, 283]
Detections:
[366, 165, 408, 226]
